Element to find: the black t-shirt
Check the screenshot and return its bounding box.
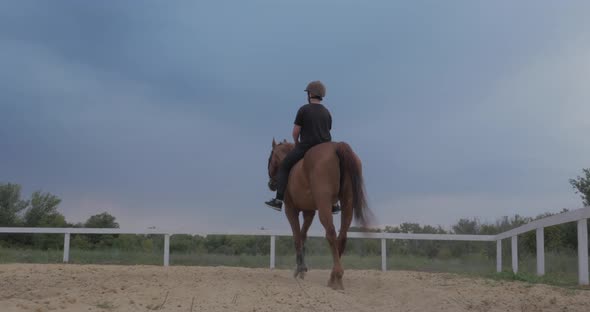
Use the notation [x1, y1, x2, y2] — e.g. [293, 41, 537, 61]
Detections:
[294, 103, 332, 146]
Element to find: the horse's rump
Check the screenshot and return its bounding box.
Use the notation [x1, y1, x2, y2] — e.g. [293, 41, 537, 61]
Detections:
[287, 141, 371, 227]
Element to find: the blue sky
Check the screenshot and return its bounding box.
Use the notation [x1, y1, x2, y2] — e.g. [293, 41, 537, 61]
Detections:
[1, 1, 589, 233]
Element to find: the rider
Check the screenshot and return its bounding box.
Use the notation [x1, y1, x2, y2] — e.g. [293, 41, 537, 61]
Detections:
[265, 80, 341, 214]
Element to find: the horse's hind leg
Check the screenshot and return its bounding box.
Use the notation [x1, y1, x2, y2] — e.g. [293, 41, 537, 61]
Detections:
[317, 197, 344, 290]
[285, 205, 304, 278]
[297, 210, 315, 279]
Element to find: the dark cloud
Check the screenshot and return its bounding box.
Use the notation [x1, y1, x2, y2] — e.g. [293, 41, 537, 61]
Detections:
[1, 0, 589, 230]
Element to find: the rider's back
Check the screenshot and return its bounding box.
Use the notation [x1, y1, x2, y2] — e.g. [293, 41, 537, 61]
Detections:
[295, 103, 332, 146]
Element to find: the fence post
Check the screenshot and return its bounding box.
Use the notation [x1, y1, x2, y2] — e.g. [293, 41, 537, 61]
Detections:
[270, 235, 276, 269]
[381, 238, 387, 272]
[63, 233, 70, 263]
[577, 219, 589, 285]
[163, 234, 170, 267]
[511, 235, 518, 273]
[536, 227, 545, 276]
[496, 239, 502, 273]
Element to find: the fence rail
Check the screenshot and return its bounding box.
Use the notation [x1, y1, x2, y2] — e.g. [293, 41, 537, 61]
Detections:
[1, 207, 588, 285]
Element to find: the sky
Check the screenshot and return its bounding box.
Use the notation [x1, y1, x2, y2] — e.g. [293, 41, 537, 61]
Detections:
[1, 1, 589, 233]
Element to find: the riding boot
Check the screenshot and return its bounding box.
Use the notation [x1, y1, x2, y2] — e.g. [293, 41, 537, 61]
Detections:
[332, 202, 341, 214]
[265, 198, 283, 211]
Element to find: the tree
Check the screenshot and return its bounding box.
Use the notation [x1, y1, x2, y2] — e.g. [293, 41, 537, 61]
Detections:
[84, 212, 119, 228]
[452, 218, 479, 235]
[0, 183, 29, 226]
[83, 212, 119, 247]
[19, 191, 66, 249]
[24, 191, 62, 227]
[570, 168, 590, 207]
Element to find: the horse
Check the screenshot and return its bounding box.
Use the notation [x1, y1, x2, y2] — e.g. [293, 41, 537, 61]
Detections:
[266, 138, 373, 290]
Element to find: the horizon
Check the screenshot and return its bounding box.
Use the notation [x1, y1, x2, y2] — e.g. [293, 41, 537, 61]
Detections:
[3, 185, 584, 234]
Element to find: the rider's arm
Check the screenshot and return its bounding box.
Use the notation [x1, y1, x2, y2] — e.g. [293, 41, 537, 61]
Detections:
[292, 124, 301, 144]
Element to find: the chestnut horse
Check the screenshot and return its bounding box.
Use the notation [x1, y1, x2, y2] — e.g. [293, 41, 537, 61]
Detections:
[267, 138, 373, 290]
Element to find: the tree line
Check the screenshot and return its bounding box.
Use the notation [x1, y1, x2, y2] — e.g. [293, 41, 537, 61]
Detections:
[1, 168, 589, 258]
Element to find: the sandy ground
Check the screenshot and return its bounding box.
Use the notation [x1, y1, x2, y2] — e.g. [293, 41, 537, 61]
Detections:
[0, 264, 589, 312]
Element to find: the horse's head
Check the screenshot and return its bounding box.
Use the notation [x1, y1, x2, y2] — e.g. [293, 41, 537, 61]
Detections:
[267, 138, 294, 191]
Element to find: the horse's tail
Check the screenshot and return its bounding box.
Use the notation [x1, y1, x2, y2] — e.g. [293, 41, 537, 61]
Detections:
[336, 142, 373, 228]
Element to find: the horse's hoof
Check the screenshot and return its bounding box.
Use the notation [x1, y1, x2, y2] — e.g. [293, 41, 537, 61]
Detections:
[294, 271, 304, 279]
[327, 277, 344, 290]
[298, 271, 306, 280]
[329, 281, 344, 290]
[294, 267, 307, 279]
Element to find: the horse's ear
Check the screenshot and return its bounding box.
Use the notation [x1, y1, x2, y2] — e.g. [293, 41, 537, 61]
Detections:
[272, 137, 276, 148]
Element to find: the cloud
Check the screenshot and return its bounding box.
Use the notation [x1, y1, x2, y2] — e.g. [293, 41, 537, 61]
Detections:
[1, 1, 589, 232]
[365, 36, 589, 227]
[0, 40, 277, 231]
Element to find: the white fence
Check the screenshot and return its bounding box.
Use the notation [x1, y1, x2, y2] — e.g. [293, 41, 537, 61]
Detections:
[1, 207, 588, 285]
